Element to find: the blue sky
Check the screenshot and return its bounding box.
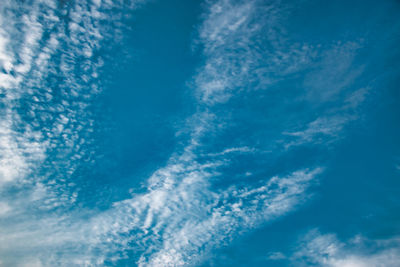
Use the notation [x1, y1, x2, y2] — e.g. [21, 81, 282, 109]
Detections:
[0, 0, 399, 266]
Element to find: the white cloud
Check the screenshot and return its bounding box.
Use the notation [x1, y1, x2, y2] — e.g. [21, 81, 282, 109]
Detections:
[283, 116, 351, 148]
[55, 161, 319, 266]
[0, 201, 10, 216]
[19, 259, 43, 267]
[138, 168, 321, 266]
[304, 41, 364, 102]
[267, 251, 286, 260]
[0, 0, 138, 190]
[205, 146, 257, 157]
[290, 229, 400, 267]
[195, 0, 369, 153]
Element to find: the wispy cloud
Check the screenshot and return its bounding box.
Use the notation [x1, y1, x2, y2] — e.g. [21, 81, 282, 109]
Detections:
[194, 0, 370, 153]
[304, 41, 364, 102]
[289, 229, 400, 267]
[193, 0, 316, 105]
[283, 116, 351, 148]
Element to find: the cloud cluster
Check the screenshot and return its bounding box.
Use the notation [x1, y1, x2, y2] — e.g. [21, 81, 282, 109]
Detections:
[0, 0, 147, 204]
